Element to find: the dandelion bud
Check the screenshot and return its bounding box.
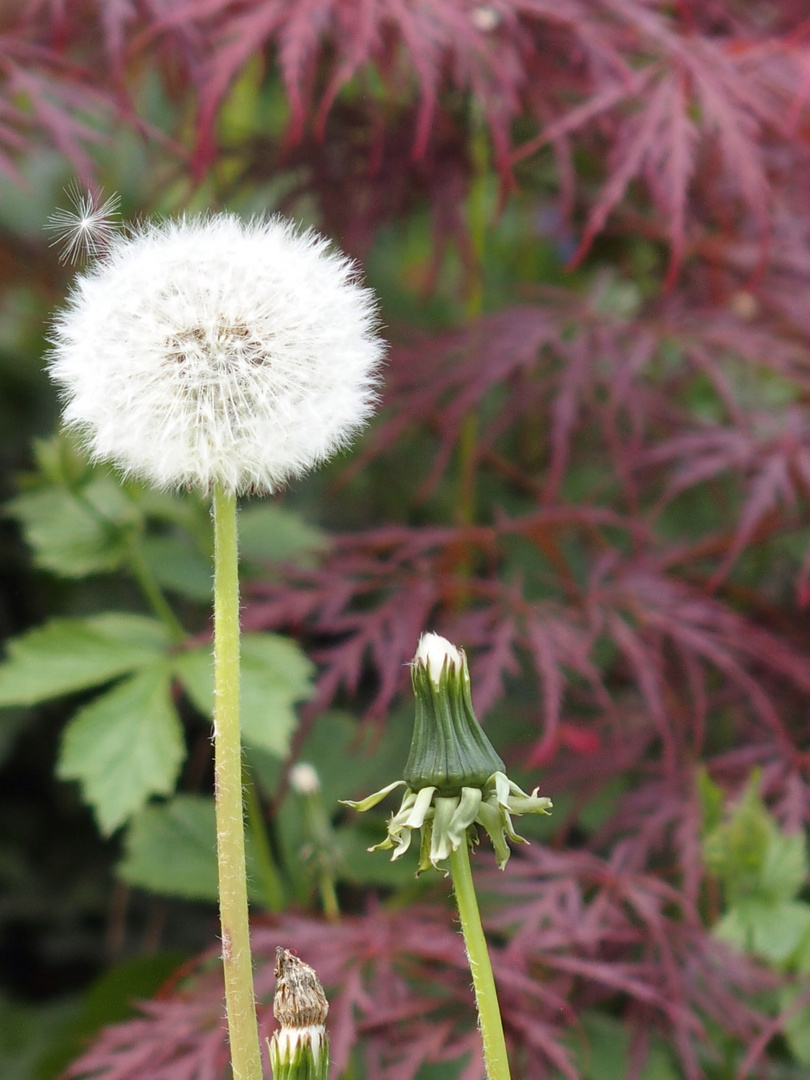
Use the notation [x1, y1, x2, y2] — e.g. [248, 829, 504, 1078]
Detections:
[48, 213, 384, 495]
[405, 632, 505, 794]
[289, 762, 321, 795]
[344, 633, 552, 872]
[268, 948, 329, 1080]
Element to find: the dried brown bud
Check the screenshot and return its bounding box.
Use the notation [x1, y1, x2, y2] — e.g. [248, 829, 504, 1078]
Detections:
[273, 948, 329, 1029]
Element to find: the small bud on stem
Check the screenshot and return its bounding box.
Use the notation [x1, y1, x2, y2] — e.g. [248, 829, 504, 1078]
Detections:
[268, 949, 329, 1080]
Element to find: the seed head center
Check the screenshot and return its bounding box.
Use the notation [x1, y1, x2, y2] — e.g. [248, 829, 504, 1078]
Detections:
[165, 320, 269, 380]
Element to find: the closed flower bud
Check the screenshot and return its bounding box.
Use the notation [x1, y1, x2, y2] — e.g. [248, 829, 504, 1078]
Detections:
[268, 949, 329, 1080]
[344, 633, 552, 872]
[405, 632, 505, 794]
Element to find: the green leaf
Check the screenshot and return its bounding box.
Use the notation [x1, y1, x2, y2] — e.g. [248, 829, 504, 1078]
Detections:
[794, 923, 810, 974]
[713, 906, 752, 952]
[57, 663, 184, 834]
[240, 635, 313, 755]
[334, 824, 419, 889]
[174, 633, 313, 757]
[6, 475, 140, 577]
[555, 1011, 679, 1080]
[119, 795, 265, 904]
[751, 901, 810, 964]
[0, 991, 81, 1080]
[0, 614, 170, 706]
[171, 646, 213, 718]
[272, 709, 420, 899]
[715, 899, 810, 965]
[781, 986, 810, 1065]
[759, 830, 809, 903]
[697, 766, 725, 835]
[702, 773, 772, 899]
[140, 534, 213, 601]
[238, 503, 327, 566]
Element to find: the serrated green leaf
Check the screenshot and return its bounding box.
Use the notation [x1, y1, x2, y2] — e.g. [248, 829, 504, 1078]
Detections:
[715, 899, 810, 965]
[759, 830, 809, 903]
[119, 794, 265, 904]
[119, 795, 219, 902]
[702, 773, 773, 900]
[6, 475, 140, 577]
[238, 503, 327, 566]
[240, 635, 313, 755]
[57, 664, 184, 834]
[31, 432, 90, 488]
[140, 534, 213, 601]
[781, 986, 810, 1064]
[172, 645, 214, 718]
[174, 633, 313, 757]
[752, 900, 810, 963]
[713, 906, 754, 952]
[0, 613, 170, 706]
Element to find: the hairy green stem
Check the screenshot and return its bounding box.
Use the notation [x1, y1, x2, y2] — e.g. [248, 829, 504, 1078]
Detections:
[449, 840, 511, 1080]
[212, 484, 262, 1080]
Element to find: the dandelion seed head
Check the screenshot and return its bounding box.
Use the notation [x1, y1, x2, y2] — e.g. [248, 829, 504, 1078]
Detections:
[45, 184, 122, 264]
[47, 212, 385, 495]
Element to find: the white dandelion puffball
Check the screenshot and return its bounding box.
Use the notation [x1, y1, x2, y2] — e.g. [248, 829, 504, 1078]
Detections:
[48, 213, 385, 494]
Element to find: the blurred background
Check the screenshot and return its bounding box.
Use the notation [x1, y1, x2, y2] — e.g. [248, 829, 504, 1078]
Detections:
[1, 3, 810, 1078]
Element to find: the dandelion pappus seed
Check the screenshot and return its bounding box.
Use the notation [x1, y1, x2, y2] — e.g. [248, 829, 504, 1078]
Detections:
[47, 212, 386, 495]
[45, 184, 122, 265]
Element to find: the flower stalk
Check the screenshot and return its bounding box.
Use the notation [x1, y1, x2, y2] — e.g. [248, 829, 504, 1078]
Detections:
[344, 632, 552, 1077]
[48, 201, 384, 1080]
[290, 763, 342, 922]
[450, 840, 510, 1080]
[213, 483, 261, 1080]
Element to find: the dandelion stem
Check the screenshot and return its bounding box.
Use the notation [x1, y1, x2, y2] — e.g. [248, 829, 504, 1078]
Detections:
[318, 870, 341, 924]
[212, 484, 262, 1080]
[449, 839, 511, 1080]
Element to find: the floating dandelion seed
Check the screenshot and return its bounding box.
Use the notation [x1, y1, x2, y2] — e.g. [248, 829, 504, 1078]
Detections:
[45, 184, 122, 264]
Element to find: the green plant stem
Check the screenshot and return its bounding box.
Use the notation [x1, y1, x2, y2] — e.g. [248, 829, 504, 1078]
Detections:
[318, 870, 340, 923]
[126, 536, 187, 642]
[449, 840, 511, 1080]
[212, 484, 262, 1080]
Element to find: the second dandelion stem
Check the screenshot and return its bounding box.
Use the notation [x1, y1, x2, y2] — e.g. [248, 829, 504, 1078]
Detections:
[449, 839, 511, 1080]
[212, 484, 262, 1080]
